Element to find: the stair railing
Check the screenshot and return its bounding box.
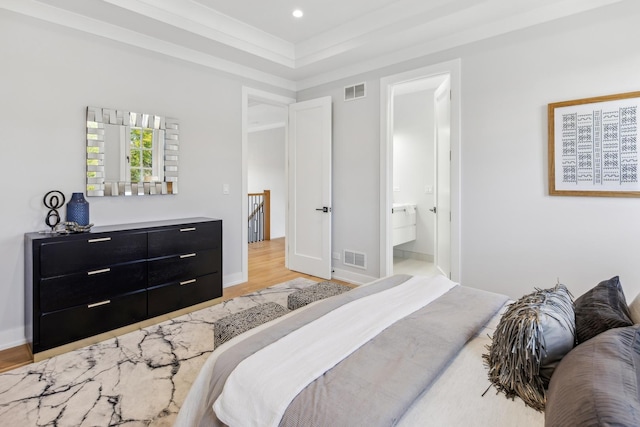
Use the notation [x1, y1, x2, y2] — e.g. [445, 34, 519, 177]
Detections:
[248, 189, 270, 243]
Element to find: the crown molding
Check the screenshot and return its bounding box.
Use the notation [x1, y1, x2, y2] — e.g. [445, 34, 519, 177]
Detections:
[295, 0, 626, 90]
[1, 0, 626, 92]
[1, 0, 297, 91]
[103, 0, 296, 67]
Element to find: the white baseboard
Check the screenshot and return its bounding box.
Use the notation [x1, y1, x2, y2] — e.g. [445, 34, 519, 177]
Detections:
[223, 272, 245, 288]
[0, 326, 27, 351]
[331, 267, 377, 285]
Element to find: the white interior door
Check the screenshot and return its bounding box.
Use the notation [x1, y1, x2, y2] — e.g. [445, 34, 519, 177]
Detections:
[434, 78, 451, 277]
[287, 97, 332, 279]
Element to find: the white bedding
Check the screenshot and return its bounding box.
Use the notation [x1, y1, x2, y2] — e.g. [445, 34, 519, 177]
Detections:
[213, 275, 456, 427]
[398, 303, 544, 426]
[175, 276, 545, 427]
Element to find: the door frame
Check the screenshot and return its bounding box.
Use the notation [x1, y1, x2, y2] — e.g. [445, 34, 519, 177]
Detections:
[379, 59, 462, 281]
[241, 87, 296, 283]
[433, 76, 451, 277]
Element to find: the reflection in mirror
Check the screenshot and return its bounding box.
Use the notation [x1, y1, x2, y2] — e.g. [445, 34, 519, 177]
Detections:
[86, 106, 179, 196]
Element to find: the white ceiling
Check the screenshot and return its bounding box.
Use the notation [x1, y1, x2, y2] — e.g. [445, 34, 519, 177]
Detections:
[195, 0, 400, 44]
[2, 0, 624, 91]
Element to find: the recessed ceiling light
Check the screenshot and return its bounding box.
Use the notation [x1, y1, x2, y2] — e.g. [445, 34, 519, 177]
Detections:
[292, 9, 303, 18]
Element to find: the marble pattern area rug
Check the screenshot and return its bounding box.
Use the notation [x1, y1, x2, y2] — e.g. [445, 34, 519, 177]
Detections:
[0, 278, 320, 427]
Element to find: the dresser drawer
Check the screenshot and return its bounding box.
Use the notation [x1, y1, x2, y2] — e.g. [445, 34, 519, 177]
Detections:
[39, 261, 147, 313]
[148, 249, 221, 287]
[148, 222, 220, 257]
[40, 232, 147, 278]
[147, 272, 222, 317]
[38, 289, 147, 351]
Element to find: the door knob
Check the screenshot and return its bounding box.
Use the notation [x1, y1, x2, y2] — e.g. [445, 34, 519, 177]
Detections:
[315, 207, 331, 213]
[429, 207, 437, 213]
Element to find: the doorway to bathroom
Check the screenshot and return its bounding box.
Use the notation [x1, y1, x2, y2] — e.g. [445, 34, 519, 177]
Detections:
[391, 77, 443, 277]
[380, 60, 461, 280]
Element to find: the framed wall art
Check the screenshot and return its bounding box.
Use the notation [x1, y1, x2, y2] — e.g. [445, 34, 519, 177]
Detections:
[548, 91, 640, 197]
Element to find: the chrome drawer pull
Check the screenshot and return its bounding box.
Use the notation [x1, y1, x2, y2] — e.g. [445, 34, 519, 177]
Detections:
[180, 227, 196, 232]
[88, 237, 111, 243]
[180, 253, 196, 259]
[180, 279, 197, 286]
[87, 268, 111, 276]
[88, 300, 111, 308]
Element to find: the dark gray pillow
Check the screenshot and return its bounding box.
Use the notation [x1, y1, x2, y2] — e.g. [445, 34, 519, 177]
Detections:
[546, 325, 640, 427]
[574, 276, 633, 344]
[483, 284, 575, 411]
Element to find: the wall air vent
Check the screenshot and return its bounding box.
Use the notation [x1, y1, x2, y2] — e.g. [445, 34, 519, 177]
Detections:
[344, 83, 366, 101]
[343, 249, 367, 269]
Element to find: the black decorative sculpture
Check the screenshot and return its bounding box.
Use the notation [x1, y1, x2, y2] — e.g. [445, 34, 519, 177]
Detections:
[43, 190, 65, 230]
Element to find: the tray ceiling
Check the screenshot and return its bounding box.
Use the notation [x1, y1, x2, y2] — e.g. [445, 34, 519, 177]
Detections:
[2, 0, 624, 90]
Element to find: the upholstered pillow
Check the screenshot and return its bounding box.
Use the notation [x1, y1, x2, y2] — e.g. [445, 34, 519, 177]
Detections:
[483, 284, 575, 411]
[546, 325, 640, 427]
[574, 276, 633, 344]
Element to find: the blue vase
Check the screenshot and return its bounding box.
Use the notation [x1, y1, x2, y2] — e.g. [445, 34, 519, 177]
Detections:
[66, 192, 90, 226]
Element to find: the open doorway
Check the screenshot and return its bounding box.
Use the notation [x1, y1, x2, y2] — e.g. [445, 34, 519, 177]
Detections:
[247, 100, 287, 242]
[379, 60, 461, 281]
[390, 76, 446, 277]
[241, 89, 333, 282]
[241, 88, 295, 283]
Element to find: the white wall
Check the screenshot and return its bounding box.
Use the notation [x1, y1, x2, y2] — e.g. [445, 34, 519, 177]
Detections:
[393, 89, 435, 257]
[248, 127, 286, 238]
[321, 86, 382, 283]
[458, 3, 640, 299]
[0, 10, 293, 349]
[299, 1, 640, 300]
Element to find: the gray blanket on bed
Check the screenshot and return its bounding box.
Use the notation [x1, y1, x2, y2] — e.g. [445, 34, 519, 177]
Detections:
[202, 275, 508, 427]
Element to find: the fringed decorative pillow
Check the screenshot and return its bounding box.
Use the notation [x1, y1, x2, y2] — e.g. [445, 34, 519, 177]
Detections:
[483, 284, 575, 411]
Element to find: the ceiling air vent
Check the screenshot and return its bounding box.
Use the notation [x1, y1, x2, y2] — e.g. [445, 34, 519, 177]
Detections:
[343, 249, 366, 269]
[344, 83, 366, 101]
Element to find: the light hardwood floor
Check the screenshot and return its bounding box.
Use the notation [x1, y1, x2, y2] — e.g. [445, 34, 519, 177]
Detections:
[0, 237, 350, 373]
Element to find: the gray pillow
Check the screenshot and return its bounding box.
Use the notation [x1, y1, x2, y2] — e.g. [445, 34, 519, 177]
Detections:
[574, 276, 633, 344]
[483, 284, 575, 411]
[546, 325, 640, 427]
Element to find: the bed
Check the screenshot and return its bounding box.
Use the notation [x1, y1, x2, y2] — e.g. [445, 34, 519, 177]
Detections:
[175, 274, 545, 427]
